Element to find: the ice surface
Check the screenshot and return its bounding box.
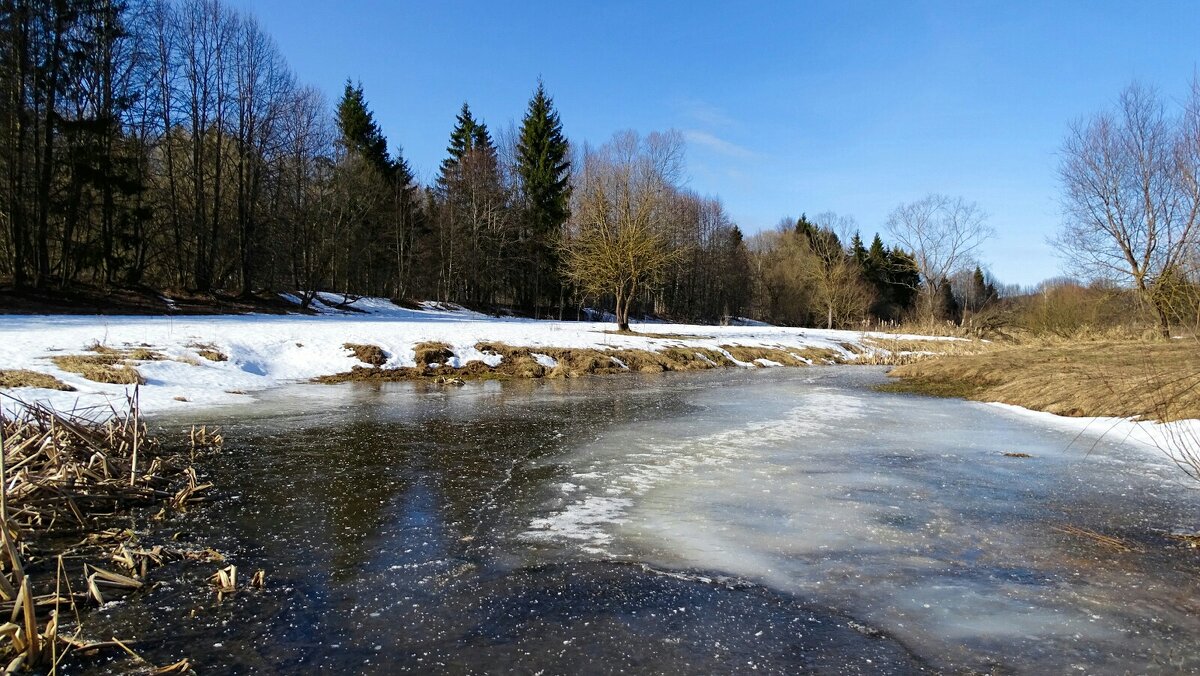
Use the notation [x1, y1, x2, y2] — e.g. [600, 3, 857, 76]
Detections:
[520, 368, 1200, 673]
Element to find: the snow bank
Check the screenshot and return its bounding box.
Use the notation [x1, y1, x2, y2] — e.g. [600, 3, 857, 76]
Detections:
[984, 402, 1200, 461]
[0, 296, 947, 416]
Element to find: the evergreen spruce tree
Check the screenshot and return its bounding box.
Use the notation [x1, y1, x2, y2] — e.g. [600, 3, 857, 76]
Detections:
[937, 278, 961, 322]
[886, 247, 921, 315]
[439, 102, 487, 186]
[336, 80, 392, 177]
[850, 232, 867, 265]
[794, 213, 816, 239]
[515, 81, 572, 313]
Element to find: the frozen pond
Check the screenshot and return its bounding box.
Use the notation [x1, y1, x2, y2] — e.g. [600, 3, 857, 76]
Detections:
[77, 367, 1200, 673]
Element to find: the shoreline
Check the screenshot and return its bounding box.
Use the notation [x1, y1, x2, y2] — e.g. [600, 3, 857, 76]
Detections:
[0, 300, 954, 416]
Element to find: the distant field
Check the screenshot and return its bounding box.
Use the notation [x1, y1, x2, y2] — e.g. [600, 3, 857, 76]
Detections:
[881, 340, 1200, 422]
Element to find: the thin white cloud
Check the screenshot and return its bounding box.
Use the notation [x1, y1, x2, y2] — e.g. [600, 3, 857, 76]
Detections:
[678, 97, 737, 128]
[683, 129, 757, 159]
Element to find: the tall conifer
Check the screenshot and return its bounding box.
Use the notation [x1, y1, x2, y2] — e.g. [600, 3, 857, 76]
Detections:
[515, 81, 571, 312]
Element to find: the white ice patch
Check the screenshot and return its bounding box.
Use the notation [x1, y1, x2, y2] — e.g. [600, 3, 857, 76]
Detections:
[525, 495, 632, 549]
[531, 353, 558, 368]
[522, 390, 869, 554]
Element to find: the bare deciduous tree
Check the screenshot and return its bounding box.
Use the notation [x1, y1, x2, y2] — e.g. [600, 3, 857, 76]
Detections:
[1056, 82, 1200, 337]
[806, 212, 872, 329]
[563, 130, 683, 332]
[886, 194, 993, 321]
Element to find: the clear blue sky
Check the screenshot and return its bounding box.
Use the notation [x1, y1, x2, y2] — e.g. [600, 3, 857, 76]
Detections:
[235, 0, 1200, 287]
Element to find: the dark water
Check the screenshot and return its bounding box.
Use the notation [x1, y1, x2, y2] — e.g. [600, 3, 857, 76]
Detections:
[70, 369, 1200, 674]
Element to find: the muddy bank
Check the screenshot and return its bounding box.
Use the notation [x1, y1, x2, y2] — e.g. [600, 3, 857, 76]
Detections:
[318, 341, 848, 383]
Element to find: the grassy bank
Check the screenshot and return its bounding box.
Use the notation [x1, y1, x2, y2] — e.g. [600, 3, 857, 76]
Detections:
[317, 341, 850, 383]
[881, 340, 1200, 422]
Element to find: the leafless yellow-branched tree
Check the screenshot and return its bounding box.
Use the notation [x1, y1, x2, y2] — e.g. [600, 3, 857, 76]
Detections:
[1057, 81, 1200, 337]
[562, 131, 684, 331]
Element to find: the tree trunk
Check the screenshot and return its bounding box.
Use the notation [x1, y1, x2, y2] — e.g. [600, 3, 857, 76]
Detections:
[1157, 305, 1171, 338]
[616, 287, 630, 332]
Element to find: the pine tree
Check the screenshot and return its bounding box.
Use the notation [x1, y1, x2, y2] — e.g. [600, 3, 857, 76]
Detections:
[886, 247, 921, 315]
[850, 232, 867, 265]
[435, 102, 509, 303]
[794, 213, 816, 239]
[937, 278, 961, 322]
[515, 80, 572, 313]
[439, 102, 487, 186]
[719, 225, 753, 319]
[336, 80, 392, 177]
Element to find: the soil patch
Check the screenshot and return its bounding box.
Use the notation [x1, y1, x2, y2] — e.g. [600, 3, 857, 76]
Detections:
[343, 343, 388, 366]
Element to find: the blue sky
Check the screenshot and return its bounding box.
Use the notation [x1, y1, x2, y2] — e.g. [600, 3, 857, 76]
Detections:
[235, 0, 1200, 287]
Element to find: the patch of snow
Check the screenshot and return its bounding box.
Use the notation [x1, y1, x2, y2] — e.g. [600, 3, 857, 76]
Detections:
[983, 402, 1200, 459]
[531, 353, 558, 368]
[0, 294, 978, 417]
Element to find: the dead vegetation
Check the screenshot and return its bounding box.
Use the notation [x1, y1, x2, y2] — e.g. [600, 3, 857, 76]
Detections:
[317, 339, 883, 384]
[50, 354, 144, 385]
[0, 371, 74, 392]
[187, 342, 228, 362]
[413, 341, 454, 367]
[343, 343, 388, 366]
[0, 393, 228, 672]
[856, 337, 989, 365]
[881, 340, 1200, 422]
[720, 344, 815, 366]
[48, 343, 168, 386]
[1052, 524, 1140, 553]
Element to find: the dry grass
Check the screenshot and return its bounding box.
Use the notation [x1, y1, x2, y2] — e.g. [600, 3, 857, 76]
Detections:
[87, 342, 163, 362]
[319, 342, 805, 383]
[50, 355, 144, 385]
[0, 370, 74, 391]
[317, 339, 872, 384]
[187, 342, 228, 362]
[1052, 524, 1140, 553]
[412, 341, 454, 367]
[880, 340, 1200, 422]
[0, 398, 223, 671]
[720, 344, 841, 366]
[857, 337, 991, 365]
[343, 343, 388, 367]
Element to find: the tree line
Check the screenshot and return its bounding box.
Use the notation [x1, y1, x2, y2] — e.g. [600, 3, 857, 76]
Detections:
[0, 0, 1002, 330]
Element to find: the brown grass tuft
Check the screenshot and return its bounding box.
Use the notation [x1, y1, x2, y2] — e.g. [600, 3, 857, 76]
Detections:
[343, 343, 388, 367]
[0, 369, 75, 391]
[413, 341, 454, 367]
[51, 354, 144, 385]
[87, 342, 165, 362]
[187, 342, 228, 362]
